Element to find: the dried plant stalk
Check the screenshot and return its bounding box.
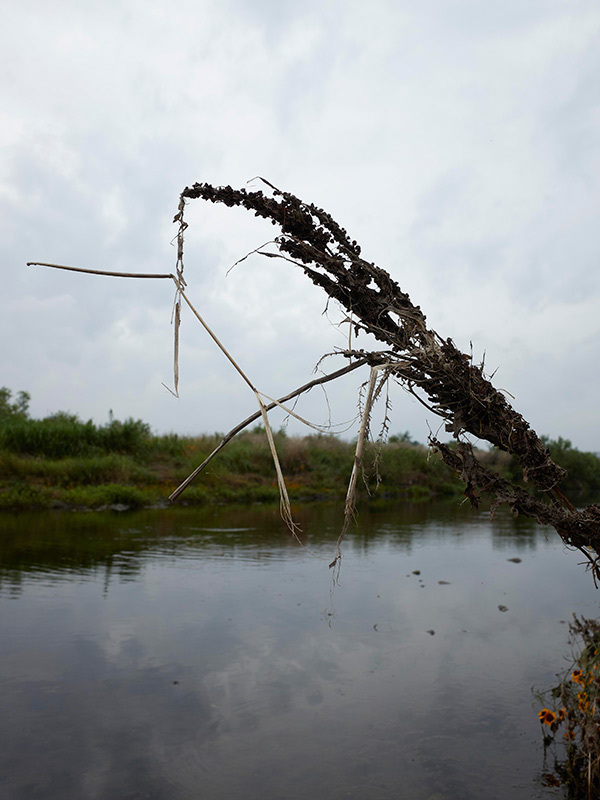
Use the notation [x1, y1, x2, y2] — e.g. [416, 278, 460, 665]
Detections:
[29, 177, 600, 579]
[256, 392, 301, 542]
[329, 366, 380, 570]
[176, 180, 600, 578]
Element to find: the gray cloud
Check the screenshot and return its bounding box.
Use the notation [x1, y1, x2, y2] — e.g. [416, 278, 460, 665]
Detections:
[2, 0, 599, 448]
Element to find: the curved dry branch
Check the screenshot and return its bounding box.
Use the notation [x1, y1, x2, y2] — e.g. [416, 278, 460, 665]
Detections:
[178, 180, 600, 574]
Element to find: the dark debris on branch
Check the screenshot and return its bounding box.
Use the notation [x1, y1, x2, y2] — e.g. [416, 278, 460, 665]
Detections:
[180, 180, 600, 579]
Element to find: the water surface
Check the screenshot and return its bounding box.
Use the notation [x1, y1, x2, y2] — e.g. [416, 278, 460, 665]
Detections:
[1, 501, 597, 799]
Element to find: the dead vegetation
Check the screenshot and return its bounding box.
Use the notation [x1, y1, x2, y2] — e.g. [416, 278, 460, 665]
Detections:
[177, 179, 600, 576]
[28, 178, 600, 578]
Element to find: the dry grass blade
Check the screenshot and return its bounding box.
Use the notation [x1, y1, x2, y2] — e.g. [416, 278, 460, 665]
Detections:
[330, 366, 379, 571]
[177, 285, 257, 392]
[257, 391, 332, 434]
[168, 357, 369, 502]
[27, 262, 173, 280]
[172, 299, 181, 397]
[255, 391, 303, 543]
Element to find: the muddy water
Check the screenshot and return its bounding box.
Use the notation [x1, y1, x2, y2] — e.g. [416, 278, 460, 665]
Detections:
[1, 501, 597, 799]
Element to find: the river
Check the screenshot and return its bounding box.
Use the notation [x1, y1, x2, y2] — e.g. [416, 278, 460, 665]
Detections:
[1, 500, 597, 799]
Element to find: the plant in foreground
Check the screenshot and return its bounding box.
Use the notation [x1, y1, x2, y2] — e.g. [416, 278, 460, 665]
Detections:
[536, 615, 600, 796]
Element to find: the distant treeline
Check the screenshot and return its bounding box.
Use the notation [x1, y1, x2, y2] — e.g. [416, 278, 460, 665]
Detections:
[1, 387, 599, 510]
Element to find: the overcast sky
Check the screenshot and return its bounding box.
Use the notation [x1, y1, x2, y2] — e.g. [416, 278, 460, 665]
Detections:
[2, 0, 600, 450]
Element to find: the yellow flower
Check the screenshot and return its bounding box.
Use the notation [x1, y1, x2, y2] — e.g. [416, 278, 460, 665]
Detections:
[571, 669, 585, 685]
[538, 709, 557, 726]
[577, 691, 590, 712]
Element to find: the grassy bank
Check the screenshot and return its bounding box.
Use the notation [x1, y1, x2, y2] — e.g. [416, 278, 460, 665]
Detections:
[0, 426, 463, 511]
[1, 388, 598, 511]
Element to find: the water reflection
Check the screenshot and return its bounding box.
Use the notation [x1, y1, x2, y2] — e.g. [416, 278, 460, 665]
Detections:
[0, 501, 544, 596]
[0, 502, 598, 799]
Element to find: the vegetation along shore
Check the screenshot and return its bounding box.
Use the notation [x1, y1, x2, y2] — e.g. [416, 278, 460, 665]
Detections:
[1, 387, 599, 512]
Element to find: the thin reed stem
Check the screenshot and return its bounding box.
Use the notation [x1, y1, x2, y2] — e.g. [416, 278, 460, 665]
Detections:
[27, 262, 173, 279]
[168, 357, 369, 502]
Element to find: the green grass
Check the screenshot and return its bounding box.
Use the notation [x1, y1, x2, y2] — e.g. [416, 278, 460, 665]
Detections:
[0, 451, 156, 485]
[3, 387, 598, 511]
[0, 484, 54, 511]
[0, 425, 464, 511]
[59, 484, 149, 509]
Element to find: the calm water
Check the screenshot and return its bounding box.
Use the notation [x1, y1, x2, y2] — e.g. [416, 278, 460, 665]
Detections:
[1, 500, 599, 800]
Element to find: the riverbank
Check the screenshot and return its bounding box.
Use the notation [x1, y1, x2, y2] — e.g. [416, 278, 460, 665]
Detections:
[0, 428, 469, 511]
[2, 392, 599, 511]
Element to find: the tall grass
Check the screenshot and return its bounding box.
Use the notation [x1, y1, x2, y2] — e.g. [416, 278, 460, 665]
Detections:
[0, 452, 156, 485]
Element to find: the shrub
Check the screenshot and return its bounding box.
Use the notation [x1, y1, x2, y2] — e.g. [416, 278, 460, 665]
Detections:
[0, 413, 152, 458]
[0, 484, 52, 510]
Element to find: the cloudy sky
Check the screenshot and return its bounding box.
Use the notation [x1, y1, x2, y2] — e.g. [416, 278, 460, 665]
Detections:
[2, 0, 600, 450]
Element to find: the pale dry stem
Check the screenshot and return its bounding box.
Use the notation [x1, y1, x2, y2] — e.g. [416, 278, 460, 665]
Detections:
[330, 365, 380, 571]
[168, 357, 369, 501]
[256, 392, 303, 543]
